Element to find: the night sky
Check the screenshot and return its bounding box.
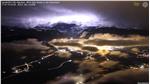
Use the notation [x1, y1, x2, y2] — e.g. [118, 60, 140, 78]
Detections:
[1, 1, 149, 29]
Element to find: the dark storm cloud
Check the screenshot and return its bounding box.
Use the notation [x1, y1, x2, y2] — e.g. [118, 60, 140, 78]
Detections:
[1, 1, 149, 29]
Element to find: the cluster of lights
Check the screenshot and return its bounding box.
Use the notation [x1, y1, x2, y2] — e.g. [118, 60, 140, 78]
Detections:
[12, 63, 30, 74]
[130, 64, 148, 70]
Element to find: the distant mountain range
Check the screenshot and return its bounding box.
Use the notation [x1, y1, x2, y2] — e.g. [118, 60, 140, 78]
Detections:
[2, 22, 148, 42]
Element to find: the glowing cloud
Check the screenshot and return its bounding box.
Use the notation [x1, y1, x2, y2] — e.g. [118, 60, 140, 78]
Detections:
[25, 13, 101, 27]
[24, 7, 113, 27]
[49, 13, 100, 26]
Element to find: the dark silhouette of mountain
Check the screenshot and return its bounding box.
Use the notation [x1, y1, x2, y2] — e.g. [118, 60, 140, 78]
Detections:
[34, 22, 77, 30]
[80, 26, 148, 38]
[34, 23, 148, 37]
[2, 26, 65, 42]
[34, 22, 52, 29]
[35, 22, 82, 37]
[2, 23, 148, 42]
